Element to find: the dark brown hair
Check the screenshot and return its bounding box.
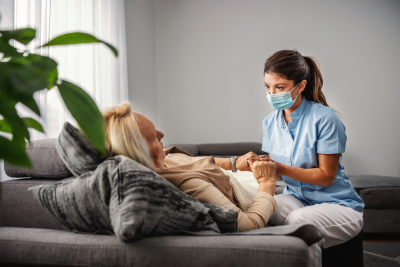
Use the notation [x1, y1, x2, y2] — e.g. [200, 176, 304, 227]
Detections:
[264, 49, 329, 107]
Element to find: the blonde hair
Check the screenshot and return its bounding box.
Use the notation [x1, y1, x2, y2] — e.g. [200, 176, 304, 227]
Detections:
[102, 102, 154, 170]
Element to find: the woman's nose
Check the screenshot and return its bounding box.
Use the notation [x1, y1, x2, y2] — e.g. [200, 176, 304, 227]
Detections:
[268, 88, 277, 94]
[158, 131, 164, 140]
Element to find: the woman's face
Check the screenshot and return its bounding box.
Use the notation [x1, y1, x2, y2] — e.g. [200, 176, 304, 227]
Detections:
[264, 72, 298, 96]
[264, 73, 307, 111]
[135, 112, 165, 169]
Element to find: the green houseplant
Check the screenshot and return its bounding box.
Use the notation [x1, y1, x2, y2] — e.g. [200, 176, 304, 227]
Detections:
[0, 28, 118, 168]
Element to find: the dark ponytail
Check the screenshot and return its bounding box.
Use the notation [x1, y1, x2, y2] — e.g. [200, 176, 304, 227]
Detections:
[264, 50, 339, 115]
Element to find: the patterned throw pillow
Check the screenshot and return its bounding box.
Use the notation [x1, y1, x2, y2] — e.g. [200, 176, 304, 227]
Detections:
[107, 156, 238, 241]
[29, 164, 113, 233]
[29, 123, 238, 240]
[56, 122, 105, 177]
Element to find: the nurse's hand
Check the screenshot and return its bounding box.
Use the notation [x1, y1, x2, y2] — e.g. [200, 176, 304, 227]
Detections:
[236, 152, 267, 171]
[247, 160, 276, 184]
[264, 158, 283, 175]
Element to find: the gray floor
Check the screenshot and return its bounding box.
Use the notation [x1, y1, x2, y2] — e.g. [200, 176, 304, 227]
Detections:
[364, 243, 400, 267]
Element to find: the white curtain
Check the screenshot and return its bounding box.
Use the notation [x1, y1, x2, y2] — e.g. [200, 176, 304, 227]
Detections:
[14, 0, 129, 139]
[1, 0, 128, 181]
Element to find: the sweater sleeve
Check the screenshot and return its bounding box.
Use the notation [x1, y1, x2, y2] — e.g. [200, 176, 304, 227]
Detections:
[179, 178, 278, 232]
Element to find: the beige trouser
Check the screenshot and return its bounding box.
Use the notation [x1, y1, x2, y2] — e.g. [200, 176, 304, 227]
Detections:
[270, 194, 364, 267]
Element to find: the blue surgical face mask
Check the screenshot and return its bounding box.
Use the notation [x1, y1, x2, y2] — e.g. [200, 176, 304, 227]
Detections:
[266, 83, 301, 110]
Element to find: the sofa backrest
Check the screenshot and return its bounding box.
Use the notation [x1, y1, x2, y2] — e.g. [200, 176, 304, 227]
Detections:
[164, 142, 266, 158]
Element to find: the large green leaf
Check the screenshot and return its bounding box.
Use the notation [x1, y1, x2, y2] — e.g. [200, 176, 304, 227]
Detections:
[22, 118, 44, 133]
[57, 80, 106, 155]
[42, 32, 118, 57]
[0, 94, 30, 140]
[0, 118, 43, 134]
[0, 55, 58, 114]
[0, 28, 36, 45]
[0, 119, 12, 134]
[0, 135, 31, 168]
[7, 54, 58, 90]
[0, 36, 22, 58]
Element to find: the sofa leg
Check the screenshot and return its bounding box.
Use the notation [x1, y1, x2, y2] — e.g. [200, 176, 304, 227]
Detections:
[321, 230, 364, 267]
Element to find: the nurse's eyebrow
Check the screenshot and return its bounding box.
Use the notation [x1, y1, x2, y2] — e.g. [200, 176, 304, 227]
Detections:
[264, 83, 288, 86]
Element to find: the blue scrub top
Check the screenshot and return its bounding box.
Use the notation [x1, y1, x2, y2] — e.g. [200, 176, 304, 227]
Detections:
[262, 98, 364, 212]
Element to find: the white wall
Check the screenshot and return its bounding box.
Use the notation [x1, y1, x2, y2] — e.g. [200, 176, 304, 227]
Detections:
[126, 0, 400, 177]
[125, 0, 157, 123]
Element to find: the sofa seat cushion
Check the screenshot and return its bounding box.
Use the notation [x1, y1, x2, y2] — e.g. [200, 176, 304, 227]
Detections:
[0, 227, 310, 267]
[362, 209, 400, 234]
[0, 179, 68, 230]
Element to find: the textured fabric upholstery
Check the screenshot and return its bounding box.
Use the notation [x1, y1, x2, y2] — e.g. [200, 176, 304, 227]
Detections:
[57, 122, 106, 177]
[349, 175, 400, 189]
[0, 227, 310, 267]
[197, 142, 264, 156]
[359, 187, 400, 209]
[363, 209, 400, 233]
[163, 144, 199, 156]
[164, 142, 265, 157]
[29, 164, 114, 233]
[4, 138, 71, 179]
[0, 179, 67, 230]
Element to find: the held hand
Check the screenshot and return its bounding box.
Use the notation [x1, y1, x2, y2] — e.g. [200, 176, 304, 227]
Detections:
[263, 158, 283, 175]
[247, 160, 276, 185]
[236, 152, 261, 171]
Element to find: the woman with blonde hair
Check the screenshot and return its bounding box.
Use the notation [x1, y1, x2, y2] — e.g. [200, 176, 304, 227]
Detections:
[102, 102, 278, 232]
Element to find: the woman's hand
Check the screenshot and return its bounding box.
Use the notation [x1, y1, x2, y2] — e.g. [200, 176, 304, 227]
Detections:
[236, 152, 268, 171]
[248, 160, 276, 196]
[248, 160, 276, 184]
[263, 158, 283, 175]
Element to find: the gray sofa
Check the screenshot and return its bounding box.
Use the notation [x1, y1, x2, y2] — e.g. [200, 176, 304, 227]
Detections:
[0, 139, 323, 267]
[0, 140, 398, 266]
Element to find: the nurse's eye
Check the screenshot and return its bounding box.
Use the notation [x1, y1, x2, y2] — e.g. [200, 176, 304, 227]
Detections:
[277, 86, 284, 90]
[264, 84, 269, 88]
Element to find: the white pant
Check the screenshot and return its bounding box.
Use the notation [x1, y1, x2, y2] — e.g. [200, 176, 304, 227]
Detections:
[270, 194, 363, 267]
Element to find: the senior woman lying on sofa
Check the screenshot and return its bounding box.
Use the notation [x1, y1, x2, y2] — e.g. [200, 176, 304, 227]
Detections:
[102, 102, 277, 232]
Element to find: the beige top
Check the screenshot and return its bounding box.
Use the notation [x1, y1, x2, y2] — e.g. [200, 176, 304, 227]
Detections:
[157, 147, 278, 232]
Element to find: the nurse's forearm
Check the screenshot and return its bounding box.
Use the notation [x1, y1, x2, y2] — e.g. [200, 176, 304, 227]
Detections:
[280, 164, 335, 187]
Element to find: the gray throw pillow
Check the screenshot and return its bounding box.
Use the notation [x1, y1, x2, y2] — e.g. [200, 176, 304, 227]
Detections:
[29, 165, 113, 233]
[108, 156, 236, 240]
[56, 122, 105, 177]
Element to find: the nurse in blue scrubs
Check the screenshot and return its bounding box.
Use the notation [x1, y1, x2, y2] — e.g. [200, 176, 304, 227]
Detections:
[261, 50, 364, 267]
